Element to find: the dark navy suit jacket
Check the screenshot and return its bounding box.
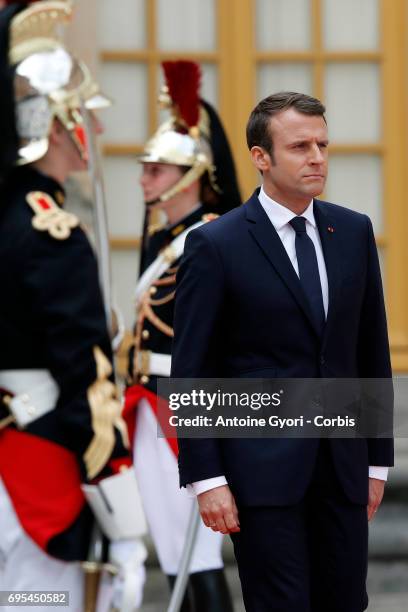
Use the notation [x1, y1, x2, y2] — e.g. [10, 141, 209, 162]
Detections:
[171, 190, 394, 507]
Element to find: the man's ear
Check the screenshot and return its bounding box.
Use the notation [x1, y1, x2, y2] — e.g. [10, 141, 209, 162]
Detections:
[250, 146, 271, 172]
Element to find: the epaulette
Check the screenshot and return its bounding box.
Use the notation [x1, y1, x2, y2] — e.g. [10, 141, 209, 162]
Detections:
[171, 223, 186, 237]
[202, 213, 219, 223]
[84, 346, 129, 479]
[26, 191, 79, 240]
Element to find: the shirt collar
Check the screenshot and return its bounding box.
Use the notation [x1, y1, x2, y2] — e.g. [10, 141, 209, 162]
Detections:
[258, 185, 316, 230]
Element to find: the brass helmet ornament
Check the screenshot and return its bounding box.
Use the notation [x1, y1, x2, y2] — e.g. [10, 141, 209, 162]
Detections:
[4, 0, 111, 166]
[138, 60, 221, 206]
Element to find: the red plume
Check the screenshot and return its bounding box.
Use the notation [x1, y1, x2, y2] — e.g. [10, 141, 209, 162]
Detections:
[162, 60, 201, 128]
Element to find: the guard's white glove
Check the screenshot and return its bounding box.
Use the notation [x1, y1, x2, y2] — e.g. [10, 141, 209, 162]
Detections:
[109, 538, 147, 611]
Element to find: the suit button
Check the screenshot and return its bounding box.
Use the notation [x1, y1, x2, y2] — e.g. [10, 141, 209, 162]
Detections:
[140, 375, 150, 385]
[320, 356, 325, 365]
[142, 329, 150, 340]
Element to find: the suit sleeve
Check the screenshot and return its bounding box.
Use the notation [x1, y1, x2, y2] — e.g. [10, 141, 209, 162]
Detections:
[171, 227, 226, 486]
[24, 225, 128, 480]
[357, 215, 394, 467]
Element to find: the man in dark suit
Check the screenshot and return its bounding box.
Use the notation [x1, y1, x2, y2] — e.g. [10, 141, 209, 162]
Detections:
[171, 92, 394, 612]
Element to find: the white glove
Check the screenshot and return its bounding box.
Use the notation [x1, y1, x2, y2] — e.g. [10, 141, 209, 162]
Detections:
[109, 538, 147, 611]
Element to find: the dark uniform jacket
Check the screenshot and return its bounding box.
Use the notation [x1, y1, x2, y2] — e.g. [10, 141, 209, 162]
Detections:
[128, 205, 206, 394]
[0, 166, 130, 561]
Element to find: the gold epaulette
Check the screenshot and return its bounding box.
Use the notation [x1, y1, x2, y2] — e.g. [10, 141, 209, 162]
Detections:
[84, 346, 130, 480]
[26, 191, 79, 240]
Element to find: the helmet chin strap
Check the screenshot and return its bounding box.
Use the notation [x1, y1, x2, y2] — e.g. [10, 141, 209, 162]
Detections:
[160, 156, 208, 202]
[71, 124, 88, 161]
[145, 197, 161, 207]
[144, 171, 184, 208]
[143, 157, 208, 234]
[55, 109, 89, 162]
[143, 154, 210, 211]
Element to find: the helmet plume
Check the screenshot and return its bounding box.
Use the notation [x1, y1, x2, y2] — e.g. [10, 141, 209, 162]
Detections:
[162, 60, 201, 129]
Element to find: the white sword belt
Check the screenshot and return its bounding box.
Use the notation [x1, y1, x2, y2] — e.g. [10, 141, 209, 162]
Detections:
[136, 351, 172, 379]
[0, 369, 59, 429]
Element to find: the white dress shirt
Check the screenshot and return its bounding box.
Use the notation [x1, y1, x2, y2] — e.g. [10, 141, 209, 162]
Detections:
[189, 187, 388, 496]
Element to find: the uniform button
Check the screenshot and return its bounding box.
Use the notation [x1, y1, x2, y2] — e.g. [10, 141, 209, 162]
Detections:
[140, 375, 150, 385]
[142, 329, 150, 340]
[320, 356, 325, 365]
[27, 405, 36, 415]
[149, 286, 157, 296]
[21, 394, 30, 404]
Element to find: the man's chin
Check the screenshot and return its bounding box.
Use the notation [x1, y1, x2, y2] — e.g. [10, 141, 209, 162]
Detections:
[303, 180, 326, 198]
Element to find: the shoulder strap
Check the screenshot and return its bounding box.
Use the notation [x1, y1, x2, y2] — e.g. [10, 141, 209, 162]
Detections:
[135, 219, 205, 302]
[26, 191, 79, 240]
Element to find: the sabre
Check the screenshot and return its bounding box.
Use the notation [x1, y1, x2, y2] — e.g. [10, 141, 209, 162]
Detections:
[81, 100, 113, 332]
[80, 100, 114, 612]
[166, 503, 201, 612]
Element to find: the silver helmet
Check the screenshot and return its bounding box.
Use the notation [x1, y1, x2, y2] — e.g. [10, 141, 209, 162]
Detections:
[137, 60, 221, 205]
[9, 0, 111, 165]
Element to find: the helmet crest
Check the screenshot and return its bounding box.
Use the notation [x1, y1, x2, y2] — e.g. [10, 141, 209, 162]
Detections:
[162, 60, 201, 131]
[138, 60, 241, 214]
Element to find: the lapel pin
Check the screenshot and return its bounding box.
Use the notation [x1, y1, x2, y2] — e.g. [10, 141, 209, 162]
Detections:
[327, 226, 335, 233]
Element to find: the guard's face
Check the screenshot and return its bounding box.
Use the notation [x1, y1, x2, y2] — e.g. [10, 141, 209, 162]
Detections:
[60, 110, 103, 173]
[254, 108, 328, 207]
[140, 162, 183, 205]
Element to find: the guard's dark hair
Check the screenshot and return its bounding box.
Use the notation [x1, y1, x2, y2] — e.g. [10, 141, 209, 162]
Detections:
[246, 92, 326, 161]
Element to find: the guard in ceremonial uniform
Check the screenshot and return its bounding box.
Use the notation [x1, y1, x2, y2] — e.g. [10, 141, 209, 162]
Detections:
[0, 3, 146, 610]
[124, 61, 241, 611]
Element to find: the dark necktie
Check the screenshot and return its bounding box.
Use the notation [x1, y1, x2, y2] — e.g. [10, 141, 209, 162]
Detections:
[289, 216, 325, 335]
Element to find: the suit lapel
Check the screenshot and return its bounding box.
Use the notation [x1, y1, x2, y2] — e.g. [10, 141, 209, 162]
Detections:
[245, 192, 321, 337]
[313, 199, 342, 347]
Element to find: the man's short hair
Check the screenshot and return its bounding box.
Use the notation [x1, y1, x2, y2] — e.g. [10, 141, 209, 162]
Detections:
[246, 92, 326, 159]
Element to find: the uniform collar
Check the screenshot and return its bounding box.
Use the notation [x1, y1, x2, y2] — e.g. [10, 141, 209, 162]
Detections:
[168, 203, 204, 238]
[8, 165, 66, 207]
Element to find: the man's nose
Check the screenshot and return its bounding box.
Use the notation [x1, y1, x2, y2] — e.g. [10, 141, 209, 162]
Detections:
[310, 143, 324, 164]
[140, 171, 149, 187]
